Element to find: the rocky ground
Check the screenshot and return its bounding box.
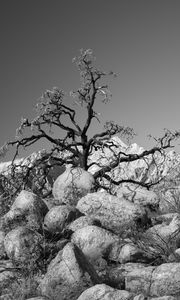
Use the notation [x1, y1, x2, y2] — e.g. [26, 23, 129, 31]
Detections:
[1, 141, 180, 299]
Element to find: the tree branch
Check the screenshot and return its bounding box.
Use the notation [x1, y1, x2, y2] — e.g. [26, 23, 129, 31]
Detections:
[100, 173, 163, 190]
[93, 144, 172, 180]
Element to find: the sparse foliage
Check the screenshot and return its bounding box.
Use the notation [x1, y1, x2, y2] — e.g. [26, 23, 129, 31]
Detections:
[131, 225, 180, 265]
[1, 49, 180, 197]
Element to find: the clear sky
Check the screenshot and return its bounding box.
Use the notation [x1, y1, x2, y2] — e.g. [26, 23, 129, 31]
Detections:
[1, 0, 180, 160]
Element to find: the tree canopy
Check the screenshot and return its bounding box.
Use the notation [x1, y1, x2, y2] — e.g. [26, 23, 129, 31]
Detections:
[1, 49, 180, 197]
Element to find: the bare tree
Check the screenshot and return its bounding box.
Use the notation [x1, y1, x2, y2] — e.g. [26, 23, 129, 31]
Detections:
[1, 49, 180, 197]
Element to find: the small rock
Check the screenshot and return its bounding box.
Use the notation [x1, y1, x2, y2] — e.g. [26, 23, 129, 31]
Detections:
[118, 243, 140, 263]
[76, 284, 132, 300]
[133, 294, 145, 300]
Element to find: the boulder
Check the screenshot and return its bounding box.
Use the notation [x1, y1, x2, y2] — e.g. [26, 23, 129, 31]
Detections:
[107, 263, 151, 290]
[174, 248, 180, 257]
[77, 191, 147, 235]
[43, 205, 76, 234]
[68, 216, 95, 232]
[39, 242, 84, 298]
[4, 226, 42, 263]
[133, 294, 145, 300]
[71, 225, 118, 261]
[117, 243, 140, 264]
[2, 190, 48, 231]
[0, 271, 16, 293]
[149, 297, 176, 300]
[150, 263, 180, 296]
[77, 284, 132, 300]
[117, 184, 159, 210]
[0, 260, 17, 293]
[52, 167, 95, 205]
[125, 265, 155, 294]
[108, 239, 142, 264]
[107, 239, 124, 262]
[26, 298, 48, 300]
[151, 213, 180, 226]
[144, 214, 180, 251]
[11, 190, 48, 215]
[125, 262, 180, 297]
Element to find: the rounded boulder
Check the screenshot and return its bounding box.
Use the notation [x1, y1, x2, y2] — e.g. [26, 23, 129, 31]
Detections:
[52, 167, 95, 205]
[77, 284, 132, 300]
[43, 205, 76, 234]
[77, 191, 147, 235]
[71, 225, 118, 261]
[2, 190, 48, 230]
[11, 190, 48, 215]
[4, 226, 42, 263]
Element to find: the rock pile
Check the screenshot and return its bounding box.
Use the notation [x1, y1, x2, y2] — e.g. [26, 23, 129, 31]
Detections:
[0, 165, 180, 300]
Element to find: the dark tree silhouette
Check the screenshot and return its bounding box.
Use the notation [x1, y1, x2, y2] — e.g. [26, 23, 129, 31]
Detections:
[1, 49, 180, 197]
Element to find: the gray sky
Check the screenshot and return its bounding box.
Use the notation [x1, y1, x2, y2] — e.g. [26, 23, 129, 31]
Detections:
[1, 0, 180, 160]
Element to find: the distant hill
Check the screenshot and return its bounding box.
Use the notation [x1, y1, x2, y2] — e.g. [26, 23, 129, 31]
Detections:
[1, 136, 180, 191]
